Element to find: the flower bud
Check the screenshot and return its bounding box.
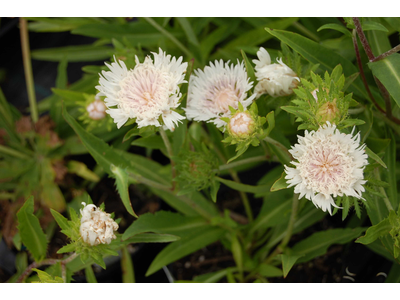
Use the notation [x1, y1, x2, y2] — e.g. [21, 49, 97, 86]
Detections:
[79, 202, 118, 246]
[316, 98, 340, 125]
[253, 47, 300, 98]
[228, 111, 255, 139]
[86, 99, 107, 120]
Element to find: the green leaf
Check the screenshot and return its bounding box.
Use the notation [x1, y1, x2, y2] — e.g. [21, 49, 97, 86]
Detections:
[366, 147, 387, 168]
[122, 211, 208, 240]
[111, 165, 137, 217]
[146, 226, 226, 276]
[31, 45, 112, 62]
[67, 160, 100, 182]
[241, 50, 256, 85]
[57, 243, 76, 254]
[191, 267, 238, 283]
[270, 172, 289, 192]
[265, 28, 367, 100]
[51, 88, 86, 104]
[356, 218, 390, 245]
[363, 21, 388, 32]
[249, 195, 292, 234]
[215, 176, 271, 194]
[258, 263, 284, 278]
[317, 23, 352, 38]
[368, 54, 400, 111]
[121, 245, 135, 283]
[231, 234, 243, 276]
[123, 233, 180, 244]
[176, 17, 199, 46]
[63, 106, 130, 175]
[85, 266, 98, 283]
[291, 228, 366, 263]
[384, 130, 398, 211]
[280, 253, 304, 278]
[131, 135, 166, 151]
[32, 268, 64, 283]
[17, 196, 48, 262]
[50, 209, 69, 231]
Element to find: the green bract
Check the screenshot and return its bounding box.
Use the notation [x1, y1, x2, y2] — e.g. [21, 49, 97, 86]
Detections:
[282, 65, 364, 131]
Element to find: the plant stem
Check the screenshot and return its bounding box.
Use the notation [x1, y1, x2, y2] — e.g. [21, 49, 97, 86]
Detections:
[159, 127, 176, 190]
[19, 18, 38, 123]
[352, 17, 375, 61]
[217, 155, 268, 172]
[374, 168, 394, 212]
[351, 29, 386, 114]
[230, 172, 254, 223]
[263, 136, 292, 164]
[16, 252, 78, 283]
[143, 17, 193, 59]
[128, 172, 172, 191]
[371, 44, 400, 62]
[244, 194, 299, 282]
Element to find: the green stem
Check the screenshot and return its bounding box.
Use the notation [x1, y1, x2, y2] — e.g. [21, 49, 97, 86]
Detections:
[263, 136, 292, 164]
[159, 127, 176, 190]
[143, 17, 194, 59]
[231, 172, 254, 223]
[217, 155, 268, 172]
[292, 21, 320, 42]
[19, 18, 38, 123]
[244, 194, 299, 282]
[0, 144, 31, 159]
[374, 168, 394, 212]
[371, 43, 400, 62]
[128, 172, 172, 191]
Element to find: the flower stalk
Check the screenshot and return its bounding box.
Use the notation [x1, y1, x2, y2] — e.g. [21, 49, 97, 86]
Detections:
[19, 18, 38, 124]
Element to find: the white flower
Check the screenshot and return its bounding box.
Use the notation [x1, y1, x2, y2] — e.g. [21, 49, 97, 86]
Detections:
[185, 60, 256, 128]
[252, 47, 300, 98]
[284, 122, 368, 215]
[228, 111, 255, 138]
[86, 98, 107, 120]
[96, 49, 188, 131]
[80, 202, 118, 246]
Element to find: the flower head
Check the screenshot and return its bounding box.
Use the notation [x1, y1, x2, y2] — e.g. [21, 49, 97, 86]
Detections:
[284, 122, 368, 215]
[253, 47, 299, 98]
[86, 97, 107, 120]
[80, 202, 118, 246]
[96, 48, 188, 131]
[185, 60, 256, 128]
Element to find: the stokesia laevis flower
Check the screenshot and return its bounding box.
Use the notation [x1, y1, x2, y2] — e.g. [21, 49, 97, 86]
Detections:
[252, 47, 299, 98]
[96, 48, 188, 131]
[80, 202, 118, 246]
[284, 122, 368, 215]
[185, 60, 256, 128]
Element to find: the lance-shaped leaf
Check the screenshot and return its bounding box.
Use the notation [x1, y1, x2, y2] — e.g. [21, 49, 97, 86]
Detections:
[280, 253, 304, 278]
[17, 196, 48, 262]
[356, 217, 391, 245]
[121, 245, 135, 283]
[271, 172, 289, 192]
[63, 106, 138, 217]
[146, 226, 226, 276]
[122, 211, 208, 240]
[369, 54, 400, 113]
[290, 228, 366, 264]
[215, 176, 271, 194]
[111, 164, 137, 217]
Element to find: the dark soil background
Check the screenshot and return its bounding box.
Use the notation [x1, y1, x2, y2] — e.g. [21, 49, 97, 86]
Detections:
[0, 17, 396, 283]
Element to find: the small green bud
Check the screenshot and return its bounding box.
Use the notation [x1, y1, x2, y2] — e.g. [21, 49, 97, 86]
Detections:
[316, 98, 341, 125]
[175, 147, 219, 192]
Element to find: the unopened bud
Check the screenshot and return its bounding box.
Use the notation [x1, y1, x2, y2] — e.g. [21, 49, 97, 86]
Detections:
[316, 98, 340, 124]
[228, 111, 255, 139]
[86, 99, 107, 120]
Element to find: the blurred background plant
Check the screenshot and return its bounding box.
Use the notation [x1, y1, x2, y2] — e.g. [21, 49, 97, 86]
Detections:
[1, 16, 400, 283]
